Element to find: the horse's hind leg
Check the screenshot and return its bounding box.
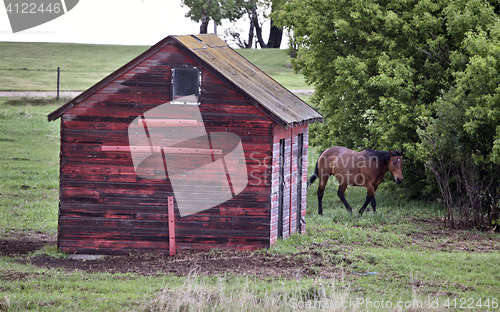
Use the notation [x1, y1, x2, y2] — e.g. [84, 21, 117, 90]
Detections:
[337, 183, 352, 214]
[370, 196, 377, 214]
[317, 176, 328, 215]
[317, 189, 324, 215]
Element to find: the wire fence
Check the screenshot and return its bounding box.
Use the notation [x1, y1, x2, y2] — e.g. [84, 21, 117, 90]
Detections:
[0, 68, 91, 72]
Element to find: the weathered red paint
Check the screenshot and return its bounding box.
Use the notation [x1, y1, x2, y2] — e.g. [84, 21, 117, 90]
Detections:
[49, 35, 315, 255]
[168, 196, 176, 256]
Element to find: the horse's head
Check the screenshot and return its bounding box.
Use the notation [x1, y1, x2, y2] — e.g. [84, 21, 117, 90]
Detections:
[388, 149, 404, 184]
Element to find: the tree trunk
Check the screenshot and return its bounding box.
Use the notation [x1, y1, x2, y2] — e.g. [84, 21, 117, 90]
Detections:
[267, 20, 283, 48]
[250, 6, 267, 48]
[246, 12, 254, 49]
[200, 10, 209, 34]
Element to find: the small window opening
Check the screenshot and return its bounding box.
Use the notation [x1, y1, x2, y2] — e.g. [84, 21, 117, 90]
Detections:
[171, 67, 201, 105]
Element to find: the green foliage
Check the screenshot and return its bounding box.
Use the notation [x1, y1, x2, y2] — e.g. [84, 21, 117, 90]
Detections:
[182, 0, 250, 25]
[276, 0, 500, 204]
[414, 18, 500, 227]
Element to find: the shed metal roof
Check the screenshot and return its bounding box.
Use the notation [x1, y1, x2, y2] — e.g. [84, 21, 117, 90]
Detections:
[48, 34, 322, 126]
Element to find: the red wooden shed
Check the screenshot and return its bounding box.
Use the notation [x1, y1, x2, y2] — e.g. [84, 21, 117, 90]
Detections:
[48, 34, 323, 255]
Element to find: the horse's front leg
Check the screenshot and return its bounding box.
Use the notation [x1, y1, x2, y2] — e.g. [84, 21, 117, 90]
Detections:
[359, 185, 375, 216]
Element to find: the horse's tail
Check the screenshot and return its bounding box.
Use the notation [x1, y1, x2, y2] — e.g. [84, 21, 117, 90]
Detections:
[308, 149, 326, 187]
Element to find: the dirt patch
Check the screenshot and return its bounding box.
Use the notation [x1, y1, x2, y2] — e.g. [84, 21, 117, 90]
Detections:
[27, 249, 342, 279]
[0, 270, 40, 282]
[408, 218, 500, 253]
[1, 232, 345, 279]
[2, 221, 499, 279]
[0, 232, 56, 256]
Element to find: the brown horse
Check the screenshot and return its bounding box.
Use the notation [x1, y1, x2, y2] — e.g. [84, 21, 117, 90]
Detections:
[308, 147, 404, 215]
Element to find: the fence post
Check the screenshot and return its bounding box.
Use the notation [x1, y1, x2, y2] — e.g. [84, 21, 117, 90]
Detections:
[57, 67, 60, 100]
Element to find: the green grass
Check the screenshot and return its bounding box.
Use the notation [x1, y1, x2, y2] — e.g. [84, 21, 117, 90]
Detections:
[238, 48, 310, 90]
[0, 97, 63, 236]
[0, 42, 310, 92]
[0, 42, 149, 91]
[1, 99, 500, 311]
[0, 259, 348, 311]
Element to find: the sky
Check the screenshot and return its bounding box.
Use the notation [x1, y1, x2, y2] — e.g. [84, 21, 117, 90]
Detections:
[0, 0, 273, 47]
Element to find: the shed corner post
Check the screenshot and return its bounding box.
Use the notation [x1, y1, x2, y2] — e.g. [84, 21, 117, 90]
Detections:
[168, 196, 176, 256]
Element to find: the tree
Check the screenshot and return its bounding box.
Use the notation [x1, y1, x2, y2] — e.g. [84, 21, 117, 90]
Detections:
[275, 0, 500, 226]
[416, 21, 500, 228]
[252, 0, 286, 48]
[225, 0, 285, 48]
[266, 0, 284, 48]
[182, 0, 248, 34]
[183, 0, 285, 48]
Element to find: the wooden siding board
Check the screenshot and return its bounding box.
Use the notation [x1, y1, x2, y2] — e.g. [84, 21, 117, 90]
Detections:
[270, 124, 308, 240]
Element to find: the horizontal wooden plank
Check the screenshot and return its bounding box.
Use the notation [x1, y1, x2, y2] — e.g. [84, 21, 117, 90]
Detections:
[64, 115, 140, 123]
[59, 183, 265, 198]
[148, 45, 198, 62]
[59, 207, 270, 222]
[61, 144, 272, 159]
[114, 72, 172, 82]
[66, 101, 159, 111]
[59, 223, 169, 234]
[61, 132, 271, 146]
[175, 236, 269, 246]
[59, 238, 268, 255]
[58, 232, 270, 246]
[60, 187, 156, 198]
[60, 176, 270, 190]
[59, 194, 271, 209]
[60, 156, 272, 170]
[59, 217, 268, 232]
[219, 207, 270, 217]
[200, 91, 247, 102]
[59, 171, 271, 187]
[60, 173, 271, 188]
[63, 110, 272, 128]
[59, 239, 170, 254]
[59, 169, 268, 185]
[96, 85, 170, 96]
[60, 186, 271, 204]
[175, 243, 266, 253]
[60, 158, 271, 174]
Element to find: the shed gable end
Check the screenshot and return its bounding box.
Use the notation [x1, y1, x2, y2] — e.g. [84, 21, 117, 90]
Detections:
[58, 42, 275, 254]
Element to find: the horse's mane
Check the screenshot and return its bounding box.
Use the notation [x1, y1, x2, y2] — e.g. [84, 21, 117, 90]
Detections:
[365, 149, 401, 166]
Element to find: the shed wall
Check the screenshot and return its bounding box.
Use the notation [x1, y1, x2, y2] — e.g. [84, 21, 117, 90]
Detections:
[270, 125, 308, 244]
[58, 43, 273, 254]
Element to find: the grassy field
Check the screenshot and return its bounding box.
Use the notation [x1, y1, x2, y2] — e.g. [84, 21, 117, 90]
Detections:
[0, 42, 310, 92]
[1, 97, 499, 311]
[0, 42, 499, 311]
